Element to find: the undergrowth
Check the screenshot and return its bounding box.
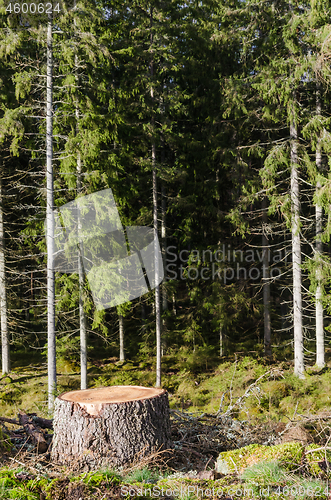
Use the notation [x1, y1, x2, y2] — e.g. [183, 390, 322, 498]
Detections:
[1, 354, 331, 422]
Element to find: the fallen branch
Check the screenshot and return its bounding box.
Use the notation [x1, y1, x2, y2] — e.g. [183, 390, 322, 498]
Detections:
[305, 447, 331, 455]
[18, 411, 48, 453]
[180, 446, 204, 458]
[217, 370, 271, 418]
[29, 415, 53, 430]
[0, 416, 20, 425]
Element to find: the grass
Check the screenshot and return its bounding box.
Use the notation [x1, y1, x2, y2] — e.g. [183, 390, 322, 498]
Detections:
[1, 353, 331, 420]
[241, 460, 329, 499]
[123, 467, 159, 484]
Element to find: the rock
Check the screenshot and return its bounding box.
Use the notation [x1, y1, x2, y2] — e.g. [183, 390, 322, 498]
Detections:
[216, 442, 304, 474]
[196, 471, 215, 480]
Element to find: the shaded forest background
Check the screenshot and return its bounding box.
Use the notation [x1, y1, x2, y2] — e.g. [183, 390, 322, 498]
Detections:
[1, 0, 331, 395]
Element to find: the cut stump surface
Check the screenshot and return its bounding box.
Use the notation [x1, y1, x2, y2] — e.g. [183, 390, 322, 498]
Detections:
[51, 385, 172, 470]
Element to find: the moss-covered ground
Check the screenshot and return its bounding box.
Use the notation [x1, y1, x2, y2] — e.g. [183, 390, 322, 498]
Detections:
[1, 354, 331, 420]
[0, 460, 329, 500]
[1, 354, 331, 498]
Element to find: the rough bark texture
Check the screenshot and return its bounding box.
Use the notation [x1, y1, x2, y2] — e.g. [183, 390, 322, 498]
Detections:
[51, 386, 172, 470]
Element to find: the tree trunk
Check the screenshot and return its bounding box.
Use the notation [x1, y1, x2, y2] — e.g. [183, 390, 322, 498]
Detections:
[150, 6, 162, 388]
[119, 313, 125, 361]
[0, 174, 9, 374]
[74, 0, 88, 391]
[76, 122, 87, 390]
[262, 196, 271, 357]
[161, 184, 167, 353]
[51, 386, 172, 470]
[46, 18, 57, 410]
[315, 84, 324, 368]
[219, 324, 223, 357]
[290, 114, 304, 379]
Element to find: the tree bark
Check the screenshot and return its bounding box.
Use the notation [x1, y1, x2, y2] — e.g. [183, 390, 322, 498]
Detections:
[119, 313, 125, 361]
[74, 0, 88, 391]
[262, 196, 271, 357]
[46, 18, 57, 410]
[0, 174, 9, 374]
[51, 386, 172, 470]
[290, 113, 304, 379]
[315, 83, 324, 368]
[219, 324, 223, 357]
[76, 128, 87, 390]
[150, 6, 162, 388]
[161, 183, 167, 353]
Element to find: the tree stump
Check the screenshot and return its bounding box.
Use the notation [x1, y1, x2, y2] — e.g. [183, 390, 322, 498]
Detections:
[51, 385, 172, 470]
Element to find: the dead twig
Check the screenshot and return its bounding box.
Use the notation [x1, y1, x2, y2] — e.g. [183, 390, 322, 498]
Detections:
[0, 417, 20, 425]
[217, 370, 271, 418]
[305, 447, 331, 455]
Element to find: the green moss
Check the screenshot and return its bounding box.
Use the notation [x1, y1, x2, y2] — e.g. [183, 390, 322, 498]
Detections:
[0, 476, 16, 488]
[2, 356, 331, 423]
[216, 442, 304, 474]
[82, 469, 122, 487]
[7, 487, 38, 500]
[0, 472, 40, 500]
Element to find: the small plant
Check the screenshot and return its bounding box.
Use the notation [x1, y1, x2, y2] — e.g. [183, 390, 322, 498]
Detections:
[179, 494, 197, 500]
[124, 467, 159, 484]
[241, 460, 289, 486]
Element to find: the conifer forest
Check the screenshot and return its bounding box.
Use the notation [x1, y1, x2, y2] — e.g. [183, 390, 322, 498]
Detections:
[3, 1, 331, 497]
[2, 0, 331, 397]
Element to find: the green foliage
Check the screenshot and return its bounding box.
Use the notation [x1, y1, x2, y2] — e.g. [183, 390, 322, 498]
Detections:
[241, 460, 328, 499]
[124, 468, 159, 484]
[241, 460, 289, 486]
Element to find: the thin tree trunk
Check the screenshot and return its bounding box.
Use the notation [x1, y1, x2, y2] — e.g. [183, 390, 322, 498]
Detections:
[290, 111, 304, 379]
[46, 18, 57, 410]
[219, 324, 223, 357]
[315, 83, 324, 368]
[119, 314, 125, 362]
[161, 184, 167, 354]
[75, 46, 88, 390]
[262, 196, 271, 357]
[150, 6, 162, 388]
[0, 174, 9, 374]
[77, 154, 87, 389]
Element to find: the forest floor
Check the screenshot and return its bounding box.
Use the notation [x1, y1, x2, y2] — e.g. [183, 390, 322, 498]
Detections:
[1, 354, 331, 498]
